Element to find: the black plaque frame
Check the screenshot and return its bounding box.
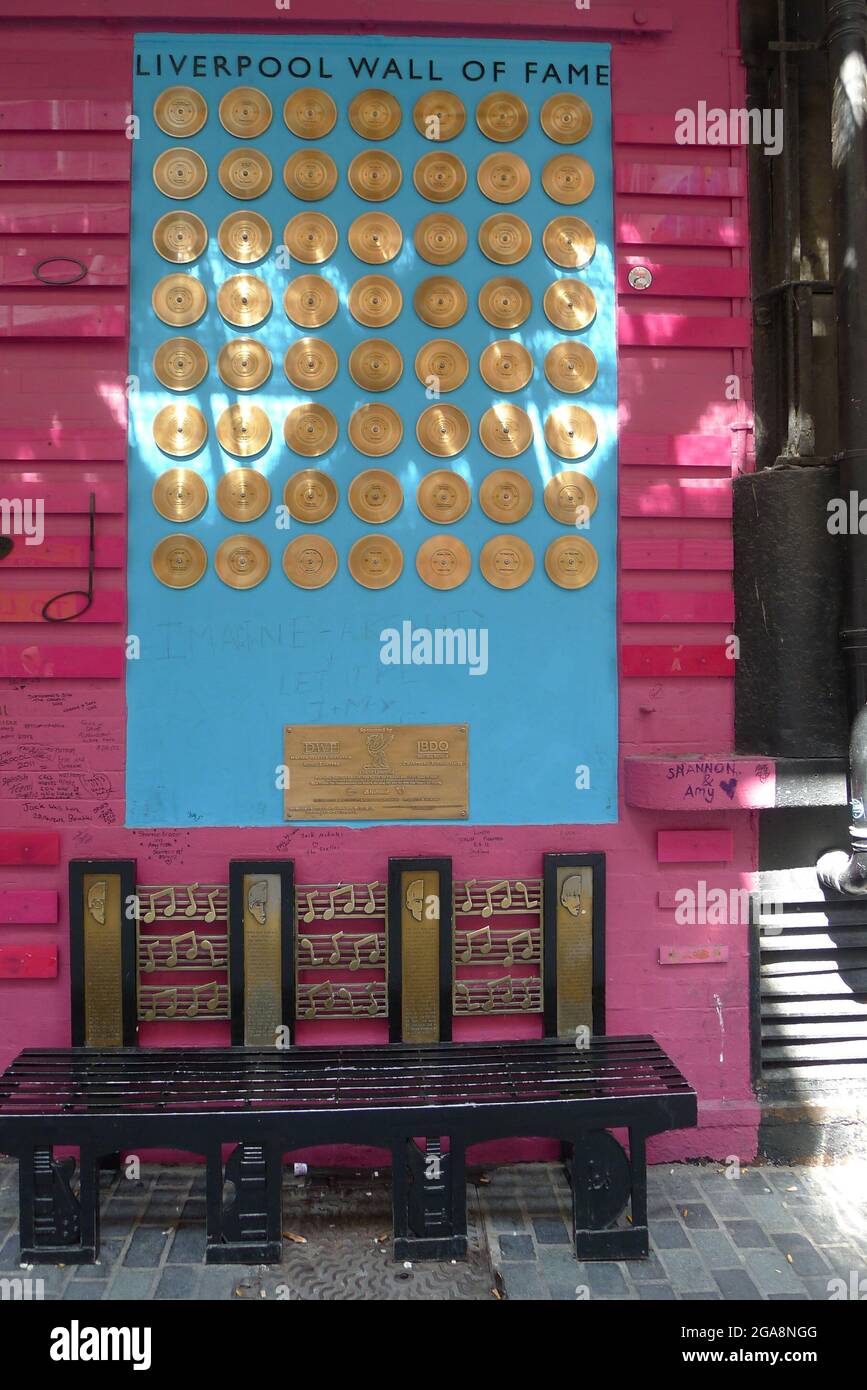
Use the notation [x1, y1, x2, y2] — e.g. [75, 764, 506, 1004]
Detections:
[228, 859, 295, 1047]
[542, 851, 606, 1038]
[68, 859, 138, 1048]
[387, 856, 453, 1043]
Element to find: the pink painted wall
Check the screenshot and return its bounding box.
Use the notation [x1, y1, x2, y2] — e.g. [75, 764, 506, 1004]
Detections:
[0, 0, 759, 1162]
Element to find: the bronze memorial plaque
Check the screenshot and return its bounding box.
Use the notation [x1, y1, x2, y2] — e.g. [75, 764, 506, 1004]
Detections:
[283, 724, 469, 821]
[242, 871, 283, 1045]
[82, 872, 124, 1047]
[555, 864, 594, 1037]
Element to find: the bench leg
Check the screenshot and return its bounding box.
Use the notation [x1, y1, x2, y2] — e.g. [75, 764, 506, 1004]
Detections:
[571, 1129, 649, 1260]
[205, 1142, 282, 1265]
[392, 1136, 468, 1262]
[19, 1145, 99, 1265]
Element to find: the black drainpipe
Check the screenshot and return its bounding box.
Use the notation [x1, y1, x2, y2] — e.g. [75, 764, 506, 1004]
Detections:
[818, 0, 867, 893]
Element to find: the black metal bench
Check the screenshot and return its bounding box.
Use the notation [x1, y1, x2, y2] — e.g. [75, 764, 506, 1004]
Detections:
[0, 1035, 696, 1265]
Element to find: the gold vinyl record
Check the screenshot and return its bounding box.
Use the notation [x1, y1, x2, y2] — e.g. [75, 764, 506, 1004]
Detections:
[479, 403, 533, 458]
[478, 276, 532, 330]
[153, 273, 208, 327]
[348, 534, 403, 589]
[284, 337, 339, 390]
[347, 149, 402, 202]
[284, 212, 338, 264]
[479, 340, 533, 393]
[544, 404, 598, 460]
[414, 339, 469, 393]
[153, 403, 208, 458]
[151, 533, 207, 589]
[414, 213, 467, 266]
[545, 535, 598, 589]
[217, 337, 272, 391]
[283, 148, 337, 201]
[219, 86, 272, 138]
[416, 535, 471, 591]
[478, 213, 532, 265]
[151, 468, 208, 522]
[283, 534, 338, 589]
[152, 147, 207, 199]
[348, 212, 403, 264]
[283, 274, 338, 328]
[542, 154, 595, 204]
[152, 211, 208, 264]
[349, 468, 403, 523]
[479, 468, 533, 523]
[218, 148, 272, 200]
[479, 534, 534, 590]
[216, 402, 273, 458]
[543, 278, 597, 331]
[543, 470, 598, 525]
[348, 274, 402, 328]
[284, 87, 337, 139]
[413, 90, 466, 142]
[217, 211, 272, 264]
[284, 402, 339, 457]
[152, 336, 208, 390]
[543, 215, 596, 269]
[349, 338, 403, 391]
[416, 470, 471, 524]
[413, 152, 467, 203]
[544, 341, 598, 393]
[349, 89, 402, 140]
[476, 91, 529, 142]
[284, 469, 338, 524]
[413, 275, 467, 328]
[216, 467, 271, 521]
[153, 87, 208, 139]
[477, 153, 531, 204]
[348, 403, 403, 457]
[217, 273, 272, 328]
[416, 403, 471, 458]
[540, 93, 593, 144]
[215, 534, 270, 590]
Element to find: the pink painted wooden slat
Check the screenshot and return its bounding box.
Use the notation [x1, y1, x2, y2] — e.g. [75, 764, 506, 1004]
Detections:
[657, 829, 734, 863]
[617, 261, 750, 298]
[621, 591, 735, 623]
[0, 945, 57, 979]
[1, 480, 125, 512]
[616, 162, 745, 197]
[0, 590, 124, 623]
[626, 756, 777, 811]
[659, 944, 729, 965]
[0, 644, 124, 678]
[620, 478, 732, 518]
[620, 539, 734, 570]
[620, 433, 732, 469]
[0, 248, 128, 287]
[0, 149, 130, 182]
[0, 301, 127, 338]
[0, 99, 130, 131]
[0, 831, 59, 866]
[618, 312, 751, 349]
[0, 200, 128, 235]
[0, 890, 59, 924]
[0, 428, 127, 462]
[0, 534, 124, 568]
[621, 645, 733, 677]
[617, 213, 745, 247]
[657, 890, 681, 909]
[615, 114, 740, 146]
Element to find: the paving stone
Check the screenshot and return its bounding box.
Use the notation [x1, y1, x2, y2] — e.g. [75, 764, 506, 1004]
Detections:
[688, 1228, 740, 1266]
[109, 1269, 157, 1301]
[586, 1262, 628, 1295]
[198, 1267, 243, 1300]
[647, 1196, 676, 1221]
[816, 1245, 865, 1279]
[498, 1234, 535, 1261]
[155, 1264, 201, 1300]
[678, 1203, 719, 1230]
[638, 1282, 677, 1300]
[651, 1220, 691, 1250]
[166, 1223, 206, 1264]
[703, 1188, 752, 1218]
[532, 1217, 570, 1246]
[658, 1248, 717, 1292]
[769, 1291, 810, 1300]
[545, 1277, 582, 1301]
[713, 1267, 762, 1300]
[0, 1232, 19, 1267]
[630, 1252, 668, 1282]
[73, 1241, 124, 1279]
[799, 1276, 841, 1301]
[63, 1281, 104, 1300]
[484, 1203, 526, 1232]
[123, 1226, 169, 1268]
[769, 1232, 831, 1277]
[724, 1219, 772, 1249]
[686, 1291, 723, 1300]
[499, 1263, 548, 1300]
[740, 1248, 806, 1294]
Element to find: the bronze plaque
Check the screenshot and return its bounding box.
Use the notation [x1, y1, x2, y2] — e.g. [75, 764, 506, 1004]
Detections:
[400, 868, 441, 1042]
[242, 871, 283, 1045]
[283, 724, 468, 821]
[83, 872, 124, 1047]
[555, 864, 593, 1037]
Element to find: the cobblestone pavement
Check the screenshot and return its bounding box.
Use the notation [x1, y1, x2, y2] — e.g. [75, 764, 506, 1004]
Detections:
[0, 1158, 864, 1301]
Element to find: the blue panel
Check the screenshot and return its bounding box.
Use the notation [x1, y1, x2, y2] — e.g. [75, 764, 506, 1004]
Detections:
[127, 33, 617, 827]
